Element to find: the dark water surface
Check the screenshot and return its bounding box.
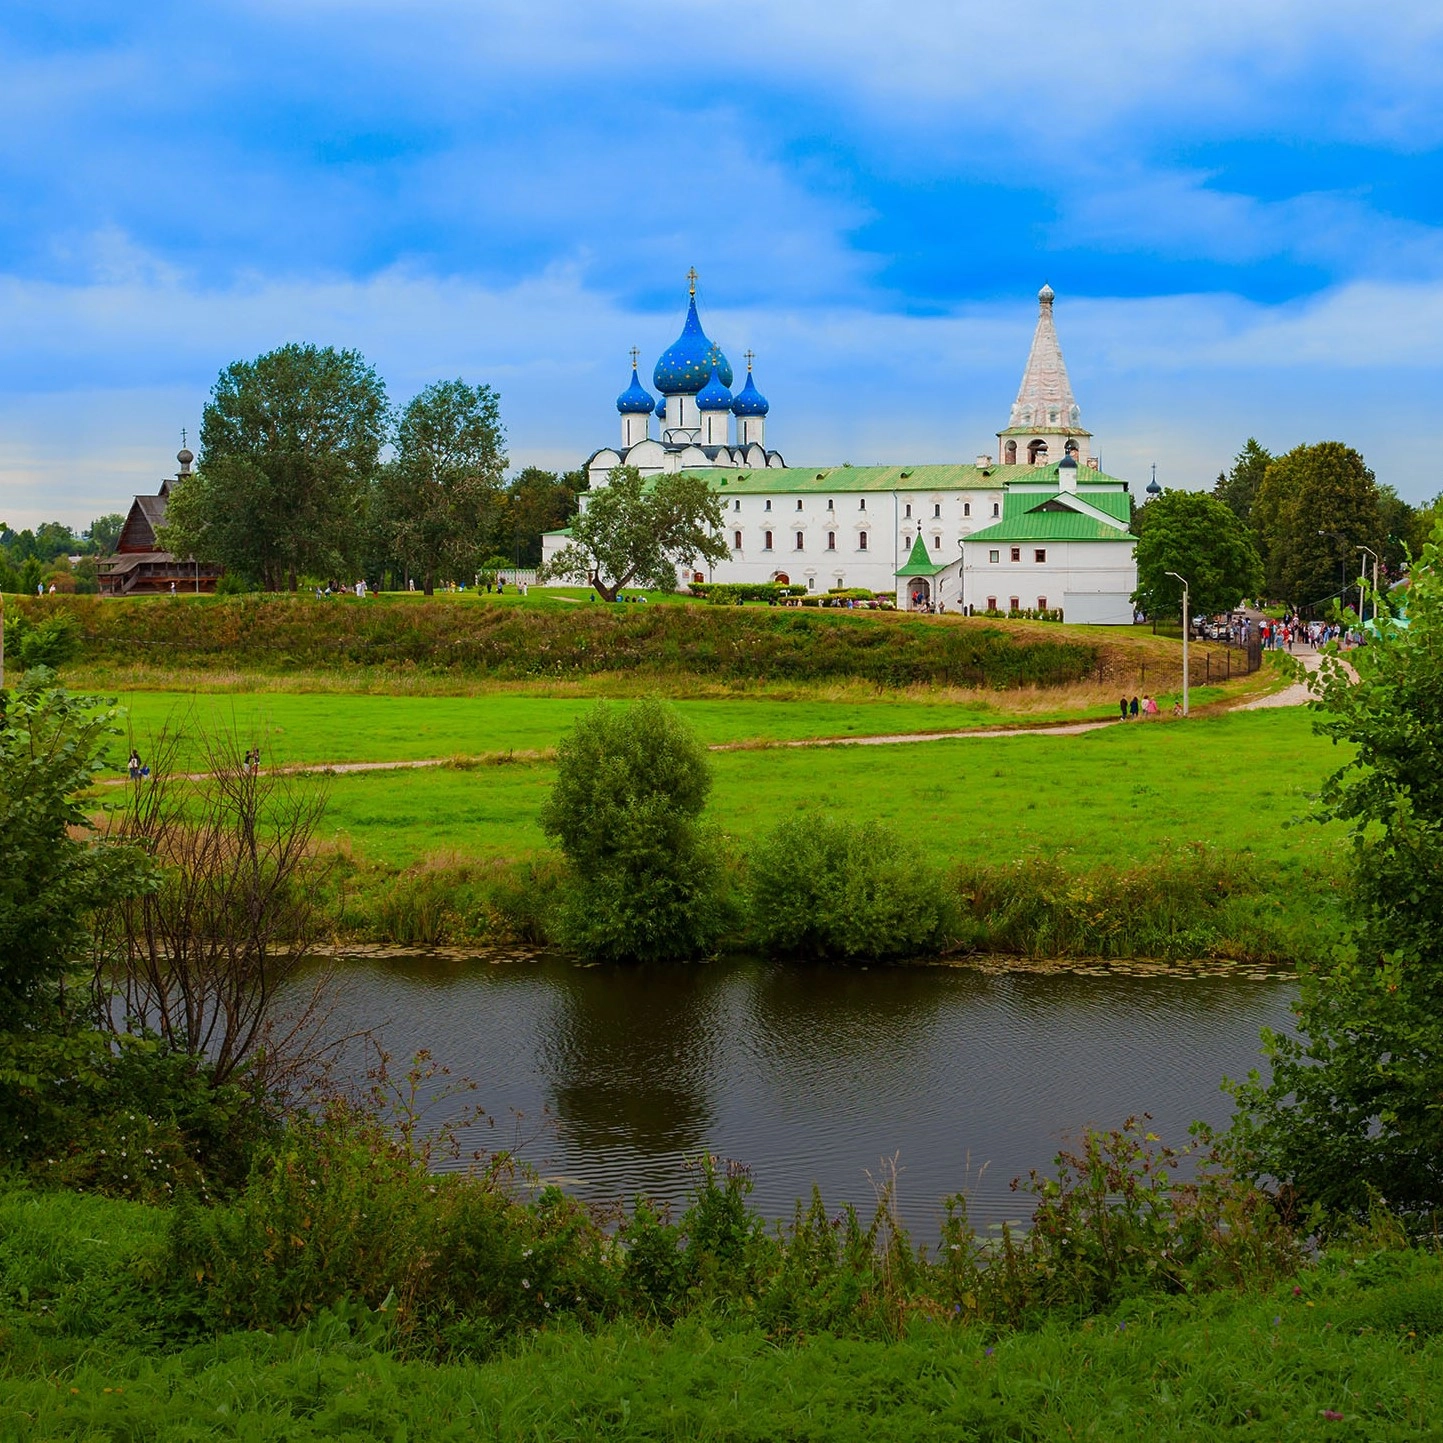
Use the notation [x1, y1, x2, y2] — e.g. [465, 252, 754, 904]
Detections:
[321, 953, 1295, 1230]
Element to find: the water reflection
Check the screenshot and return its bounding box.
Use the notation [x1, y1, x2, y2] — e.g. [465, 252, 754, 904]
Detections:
[312, 952, 1295, 1229]
[537, 961, 728, 1156]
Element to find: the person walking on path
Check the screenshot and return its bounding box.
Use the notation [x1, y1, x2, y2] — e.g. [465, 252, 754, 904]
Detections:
[127, 748, 142, 782]
[1129, 696, 1139, 719]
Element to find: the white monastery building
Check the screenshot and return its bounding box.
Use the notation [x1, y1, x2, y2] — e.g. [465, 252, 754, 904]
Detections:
[543, 277, 1139, 624]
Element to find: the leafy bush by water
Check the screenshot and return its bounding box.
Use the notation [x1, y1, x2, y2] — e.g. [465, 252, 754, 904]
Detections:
[748, 814, 957, 962]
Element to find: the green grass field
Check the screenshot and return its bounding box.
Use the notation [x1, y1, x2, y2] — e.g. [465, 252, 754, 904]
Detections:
[298, 707, 1343, 877]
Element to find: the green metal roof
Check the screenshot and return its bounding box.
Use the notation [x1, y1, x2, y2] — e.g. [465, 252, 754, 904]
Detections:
[963, 493, 1131, 542]
[895, 533, 950, 577]
[674, 460, 1130, 496]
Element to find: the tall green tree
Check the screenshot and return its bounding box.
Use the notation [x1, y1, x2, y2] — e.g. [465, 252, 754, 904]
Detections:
[161, 344, 388, 591]
[1213, 438, 1272, 523]
[0, 677, 153, 1034]
[539, 699, 727, 963]
[1132, 489, 1263, 619]
[1375, 483, 1416, 579]
[1231, 524, 1443, 1221]
[542, 466, 726, 602]
[505, 466, 585, 568]
[84, 514, 126, 554]
[375, 380, 507, 595]
[1250, 442, 1382, 607]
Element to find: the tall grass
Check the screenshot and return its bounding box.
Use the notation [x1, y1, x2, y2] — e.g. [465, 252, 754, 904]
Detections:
[327, 841, 1324, 964]
[19, 593, 1101, 688]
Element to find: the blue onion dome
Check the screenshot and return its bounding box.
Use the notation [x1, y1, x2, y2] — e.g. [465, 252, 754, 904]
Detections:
[616, 367, 655, 415]
[656, 395, 666, 420]
[696, 366, 733, 412]
[731, 368, 769, 417]
[652, 294, 732, 394]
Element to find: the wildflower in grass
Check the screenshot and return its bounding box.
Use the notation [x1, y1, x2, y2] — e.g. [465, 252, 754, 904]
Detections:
[1321, 1410, 1343, 1422]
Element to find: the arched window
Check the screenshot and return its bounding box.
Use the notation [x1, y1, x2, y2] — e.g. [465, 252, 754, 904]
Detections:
[734, 499, 741, 511]
[764, 530, 773, 550]
[933, 503, 941, 518]
[765, 498, 772, 511]
[964, 502, 971, 516]
[733, 530, 742, 549]
[795, 499, 803, 512]
[1004, 440, 1017, 464]
[1027, 439, 1048, 465]
[859, 531, 868, 550]
[859, 498, 866, 511]
[932, 535, 941, 550]
[904, 503, 911, 518]
[992, 502, 1000, 517]
[795, 531, 804, 550]
[827, 531, 836, 550]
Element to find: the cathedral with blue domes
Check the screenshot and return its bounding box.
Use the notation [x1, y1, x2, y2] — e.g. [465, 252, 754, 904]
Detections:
[585, 268, 786, 485]
[550, 274, 1141, 624]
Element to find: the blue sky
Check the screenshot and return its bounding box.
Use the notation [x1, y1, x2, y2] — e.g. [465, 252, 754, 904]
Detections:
[4, 0, 1443, 527]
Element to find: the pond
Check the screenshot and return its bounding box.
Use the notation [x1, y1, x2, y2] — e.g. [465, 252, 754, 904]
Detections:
[318, 952, 1295, 1231]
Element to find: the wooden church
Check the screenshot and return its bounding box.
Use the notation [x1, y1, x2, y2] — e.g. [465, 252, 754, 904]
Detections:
[99, 443, 224, 595]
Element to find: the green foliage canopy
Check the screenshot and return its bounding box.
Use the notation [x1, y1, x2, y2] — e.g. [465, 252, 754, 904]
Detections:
[1132, 488, 1263, 618]
[1231, 524, 1443, 1220]
[539, 699, 726, 962]
[162, 344, 389, 590]
[1250, 442, 1383, 607]
[542, 465, 726, 602]
[375, 379, 507, 594]
[1213, 438, 1272, 523]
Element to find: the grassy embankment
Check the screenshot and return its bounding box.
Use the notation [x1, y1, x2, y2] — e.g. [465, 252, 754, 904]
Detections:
[30, 591, 1320, 962]
[27, 589, 1266, 715]
[107, 695, 1340, 964]
[2, 1187, 1439, 1440]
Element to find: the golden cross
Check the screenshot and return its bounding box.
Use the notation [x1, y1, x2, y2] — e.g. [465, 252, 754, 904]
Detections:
[744, 349, 755, 371]
[629, 346, 639, 370]
[686, 266, 698, 296]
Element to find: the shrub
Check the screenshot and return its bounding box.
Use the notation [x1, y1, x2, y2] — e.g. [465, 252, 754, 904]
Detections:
[2, 609, 83, 669]
[748, 814, 956, 962]
[540, 700, 729, 962]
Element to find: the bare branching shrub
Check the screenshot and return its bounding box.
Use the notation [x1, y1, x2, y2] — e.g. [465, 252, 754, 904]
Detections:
[93, 726, 339, 1093]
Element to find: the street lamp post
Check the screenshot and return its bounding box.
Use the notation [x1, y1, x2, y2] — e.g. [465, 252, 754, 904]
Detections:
[1357, 545, 1378, 629]
[1166, 570, 1190, 717]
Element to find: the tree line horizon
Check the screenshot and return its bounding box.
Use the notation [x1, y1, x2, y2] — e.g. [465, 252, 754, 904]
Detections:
[3, 342, 1431, 608]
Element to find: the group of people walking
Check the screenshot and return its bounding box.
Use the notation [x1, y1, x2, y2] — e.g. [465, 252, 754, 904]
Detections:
[1118, 695, 1160, 720]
